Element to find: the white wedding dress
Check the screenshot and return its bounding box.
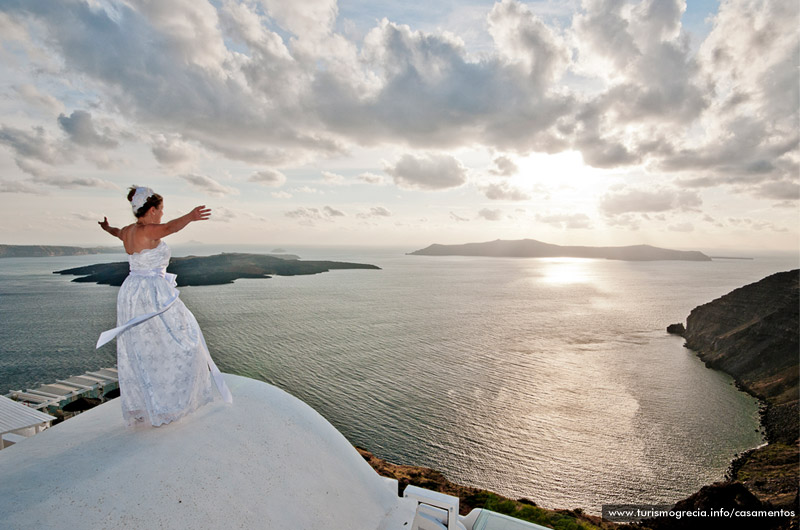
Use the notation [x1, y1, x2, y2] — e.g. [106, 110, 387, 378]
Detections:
[97, 241, 232, 427]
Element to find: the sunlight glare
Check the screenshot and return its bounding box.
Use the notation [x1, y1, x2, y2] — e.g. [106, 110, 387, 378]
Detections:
[538, 258, 595, 285]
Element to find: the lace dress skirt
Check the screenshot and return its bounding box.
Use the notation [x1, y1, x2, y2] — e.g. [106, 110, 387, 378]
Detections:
[105, 242, 231, 427]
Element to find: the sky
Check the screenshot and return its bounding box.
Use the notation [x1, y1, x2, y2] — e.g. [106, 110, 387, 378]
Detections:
[0, 0, 797, 251]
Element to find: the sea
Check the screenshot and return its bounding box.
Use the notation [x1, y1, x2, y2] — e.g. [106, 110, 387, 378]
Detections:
[0, 244, 796, 513]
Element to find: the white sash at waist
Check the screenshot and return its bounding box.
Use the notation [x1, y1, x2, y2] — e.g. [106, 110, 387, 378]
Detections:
[95, 268, 179, 349]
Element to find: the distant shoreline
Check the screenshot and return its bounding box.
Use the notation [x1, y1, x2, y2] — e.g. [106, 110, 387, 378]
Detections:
[410, 238, 712, 262]
[0, 244, 119, 258]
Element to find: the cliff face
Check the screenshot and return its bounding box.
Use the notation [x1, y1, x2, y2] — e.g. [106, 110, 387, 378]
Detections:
[684, 270, 799, 417]
[681, 269, 798, 512]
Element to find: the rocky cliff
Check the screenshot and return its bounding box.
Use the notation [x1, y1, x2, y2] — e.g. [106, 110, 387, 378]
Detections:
[681, 269, 799, 512]
[684, 270, 798, 442]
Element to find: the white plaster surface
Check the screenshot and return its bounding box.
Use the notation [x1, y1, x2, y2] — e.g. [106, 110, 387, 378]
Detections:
[0, 374, 416, 529]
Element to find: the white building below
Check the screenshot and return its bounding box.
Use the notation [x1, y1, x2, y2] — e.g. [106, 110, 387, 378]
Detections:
[0, 395, 55, 450]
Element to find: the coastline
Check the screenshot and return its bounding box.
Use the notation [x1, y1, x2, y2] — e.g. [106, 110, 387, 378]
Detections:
[660, 269, 798, 528]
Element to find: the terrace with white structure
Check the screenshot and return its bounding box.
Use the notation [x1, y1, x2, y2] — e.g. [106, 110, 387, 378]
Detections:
[0, 373, 549, 530]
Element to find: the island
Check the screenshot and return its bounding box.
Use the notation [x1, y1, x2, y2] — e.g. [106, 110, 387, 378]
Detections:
[409, 239, 711, 261]
[0, 244, 119, 258]
[55, 253, 380, 286]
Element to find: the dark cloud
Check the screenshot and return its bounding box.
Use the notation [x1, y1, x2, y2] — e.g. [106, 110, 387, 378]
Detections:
[385, 153, 467, 190]
[57, 110, 118, 148]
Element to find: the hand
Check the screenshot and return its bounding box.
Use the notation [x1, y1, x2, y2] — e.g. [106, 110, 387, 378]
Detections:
[190, 206, 211, 221]
[98, 217, 110, 231]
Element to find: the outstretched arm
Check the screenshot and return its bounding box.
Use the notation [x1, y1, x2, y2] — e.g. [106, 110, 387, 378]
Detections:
[142, 206, 211, 239]
[98, 217, 122, 239]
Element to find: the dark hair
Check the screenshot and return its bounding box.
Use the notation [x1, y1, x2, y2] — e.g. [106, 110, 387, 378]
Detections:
[127, 186, 163, 218]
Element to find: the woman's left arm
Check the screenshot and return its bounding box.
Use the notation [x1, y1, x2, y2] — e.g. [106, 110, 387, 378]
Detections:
[98, 217, 122, 239]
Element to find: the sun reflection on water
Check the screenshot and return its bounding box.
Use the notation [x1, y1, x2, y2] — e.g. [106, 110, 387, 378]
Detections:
[537, 257, 597, 285]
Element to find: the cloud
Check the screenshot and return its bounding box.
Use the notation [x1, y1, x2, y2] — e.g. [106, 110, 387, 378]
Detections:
[487, 0, 569, 84]
[482, 182, 531, 201]
[0, 179, 41, 194]
[210, 207, 236, 223]
[324, 205, 346, 217]
[357, 206, 391, 218]
[13, 84, 64, 113]
[57, 110, 118, 149]
[0, 0, 796, 210]
[477, 208, 502, 221]
[286, 207, 324, 222]
[179, 173, 238, 196]
[321, 171, 346, 185]
[754, 179, 800, 202]
[294, 185, 321, 194]
[249, 169, 287, 187]
[450, 211, 469, 222]
[357, 172, 387, 185]
[599, 187, 702, 216]
[271, 191, 292, 199]
[285, 205, 342, 225]
[152, 135, 199, 169]
[489, 155, 518, 176]
[31, 175, 117, 190]
[385, 153, 467, 190]
[0, 125, 68, 167]
[536, 212, 592, 229]
[668, 222, 694, 232]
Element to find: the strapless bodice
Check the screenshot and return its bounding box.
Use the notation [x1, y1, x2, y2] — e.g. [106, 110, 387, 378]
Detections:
[128, 241, 170, 272]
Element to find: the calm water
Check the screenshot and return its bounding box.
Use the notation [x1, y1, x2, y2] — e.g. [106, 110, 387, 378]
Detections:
[1, 245, 795, 512]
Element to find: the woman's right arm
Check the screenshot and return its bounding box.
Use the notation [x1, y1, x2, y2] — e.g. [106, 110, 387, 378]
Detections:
[98, 217, 122, 239]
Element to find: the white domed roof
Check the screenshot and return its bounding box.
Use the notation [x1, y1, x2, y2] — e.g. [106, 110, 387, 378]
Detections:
[0, 374, 416, 529]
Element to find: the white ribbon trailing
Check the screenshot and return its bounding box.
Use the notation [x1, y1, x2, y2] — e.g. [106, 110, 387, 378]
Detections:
[96, 268, 233, 403]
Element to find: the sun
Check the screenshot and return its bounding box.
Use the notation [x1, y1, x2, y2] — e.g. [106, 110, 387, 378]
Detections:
[510, 150, 613, 205]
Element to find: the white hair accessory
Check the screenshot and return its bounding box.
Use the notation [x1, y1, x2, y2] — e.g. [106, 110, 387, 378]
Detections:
[130, 186, 154, 214]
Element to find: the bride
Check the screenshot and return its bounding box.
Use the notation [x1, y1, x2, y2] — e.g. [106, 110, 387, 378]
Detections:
[97, 186, 232, 427]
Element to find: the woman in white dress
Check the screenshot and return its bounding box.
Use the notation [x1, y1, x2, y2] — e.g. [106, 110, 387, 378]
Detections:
[98, 186, 232, 427]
